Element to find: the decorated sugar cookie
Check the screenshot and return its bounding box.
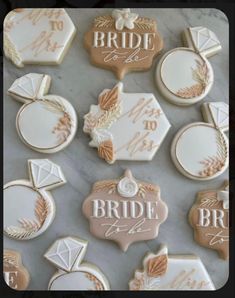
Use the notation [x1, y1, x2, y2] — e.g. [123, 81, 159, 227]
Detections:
[8, 73, 77, 153]
[4, 9, 76, 67]
[129, 245, 215, 290]
[82, 169, 168, 251]
[84, 8, 163, 79]
[4, 249, 30, 290]
[4, 159, 66, 240]
[171, 102, 228, 180]
[189, 181, 229, 260]
[44, 236, 110, 290]
[155, 27, 221, 105]
[83, 82, 171, 163]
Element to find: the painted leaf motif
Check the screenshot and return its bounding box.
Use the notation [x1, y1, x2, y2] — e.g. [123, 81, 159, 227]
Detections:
[98, 86, 119, 110]
[147, 254, 168, 277]
[98, 140, 114, 163]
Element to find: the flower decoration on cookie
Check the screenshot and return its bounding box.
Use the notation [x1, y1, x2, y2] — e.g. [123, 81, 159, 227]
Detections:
[171, 101, 228, 180]
[84, 8, 163, 79]
[8, 73, 77, 153]
[83, 82, 171, 163]
[82, 169, 168, 251]
[155, 26, 221, 105]
[44, 236, 110, 290]
[4, 159, 66, 240]
[4, 249, 30, 290]
[129, 244, 215, 290]
[4, 9, 76, 67]
[189, 181, 229, 260]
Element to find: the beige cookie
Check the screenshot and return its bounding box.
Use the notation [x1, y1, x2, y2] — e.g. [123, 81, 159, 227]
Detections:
[82, 169, 168, 251]
[189, 181, 229, 260]
[4, 249, 30, 290]
[84, 8, 163, 79]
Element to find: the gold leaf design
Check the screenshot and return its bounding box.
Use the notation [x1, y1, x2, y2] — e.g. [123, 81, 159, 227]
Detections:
[85, 273, 104, 290]
[40, 98, 72, 145]
[5, 196, 50, 239]
[147, 254, 168, 277]
[98, 140, 114, 163]
[99, 86, 119, 111]
[199, 130, 227, 177]
[137, 183, 159, 198]
[4, 33, 23, 67]
[93, 180, 118, 194]
[97, 102, 122, 128]
[176, 59, 210, 99]
[199, 191, 221, 208]
[94, 15, 114, 28]
[135, 17, 155, 30]
[3, 254, 18, 268]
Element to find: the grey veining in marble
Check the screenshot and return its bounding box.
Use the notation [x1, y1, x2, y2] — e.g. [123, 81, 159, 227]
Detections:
[3, 8, 229, 290]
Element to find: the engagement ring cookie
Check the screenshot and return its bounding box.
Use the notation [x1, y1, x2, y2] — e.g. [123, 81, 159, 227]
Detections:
[44, 236, 110, 290]
[4, 249, 30, 290]
[83, 82, 171, 163]
[171, 102, 228, 180]
[4, 9, 76, 67]
[82, 169, 168, 251]
[189, 181, 229, 260]
[8, 73, 77, 153]
[155, 27, 221, 105]
[129, 245, 215, 290]
[4, 159, 66, 240]
[84, 8, 163, 79]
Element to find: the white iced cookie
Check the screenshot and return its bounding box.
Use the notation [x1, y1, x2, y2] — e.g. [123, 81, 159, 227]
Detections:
[8, 73, 77, 153]
[129, 244, 215, 290]
[4, 9, 76, 67]
[4, 159, 66, 240]
[155, 27, 221, 106]
[83, 82, 171, 163]
[171, 102, 228, 180]
[44, 236, 110, 290]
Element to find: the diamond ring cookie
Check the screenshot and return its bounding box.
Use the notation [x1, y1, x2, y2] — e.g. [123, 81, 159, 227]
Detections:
[171, 102, 228, 180]
[83, 82, 171, 163]
[129, 245, 215, 290]
[4, 159, 66, 240]
[82, 169, 168, 251]
[4, 9, 76, 67]
[8, 73, 77, 153]
[189, 181, 229, 260]
[4, 249, 30, 290]
[84, 8, 163, 79]
[44, 236, 110, 290]
[155, 27, 221, 106]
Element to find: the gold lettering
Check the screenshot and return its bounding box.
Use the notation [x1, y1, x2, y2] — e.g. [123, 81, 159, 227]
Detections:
[144, 120, 157, 131]
[50, 20, 64, 31]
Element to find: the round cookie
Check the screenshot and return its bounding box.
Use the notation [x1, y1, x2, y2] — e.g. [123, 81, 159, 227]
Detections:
[84, 8, 163, 79]
[83, 82, 171, 163]
[129, 245, 215, 290]
[44, 236, 110, 290]
[155, 27, 221, 106]
[189, 181, 229, 260]
[4, 159, 66, 240]
[82, 169, 168, 251]
[8, 73, 77, 153]
[4, 9, 76, 67]
[171, 102, 228, 180]
[4, 249, 30, 290]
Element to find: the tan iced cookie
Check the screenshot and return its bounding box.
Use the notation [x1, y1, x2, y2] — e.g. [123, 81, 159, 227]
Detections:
[4, 249, 30, 290]
[189, 181, 229, 260]
[84, 8, 163, 79]
[82, 169, 168, 251]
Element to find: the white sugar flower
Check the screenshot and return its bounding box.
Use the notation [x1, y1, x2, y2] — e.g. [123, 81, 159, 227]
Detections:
[112, 9, 138, 31]
[217, 189, 229, 210]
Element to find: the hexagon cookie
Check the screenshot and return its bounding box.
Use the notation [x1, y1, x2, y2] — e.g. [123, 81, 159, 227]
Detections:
[4, 9, 76, 67]
[83, 82, 171, 163]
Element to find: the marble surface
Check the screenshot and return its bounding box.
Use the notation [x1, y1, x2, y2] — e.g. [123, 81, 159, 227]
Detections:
[3, 8, 229, 290]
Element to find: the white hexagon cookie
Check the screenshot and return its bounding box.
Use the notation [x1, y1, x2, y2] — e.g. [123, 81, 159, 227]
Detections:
[83, 82, 171, 163]
[4, 9, 76, 67]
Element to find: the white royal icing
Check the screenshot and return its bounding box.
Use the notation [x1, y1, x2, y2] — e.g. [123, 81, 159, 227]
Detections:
[217, 187, 229, 210]
[90, 128, 113, 147]
[117, 176, 139, 198]
[208, 102, 229, 130]
[112, 9, 138, 31]
[4, 9, 76, 67]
